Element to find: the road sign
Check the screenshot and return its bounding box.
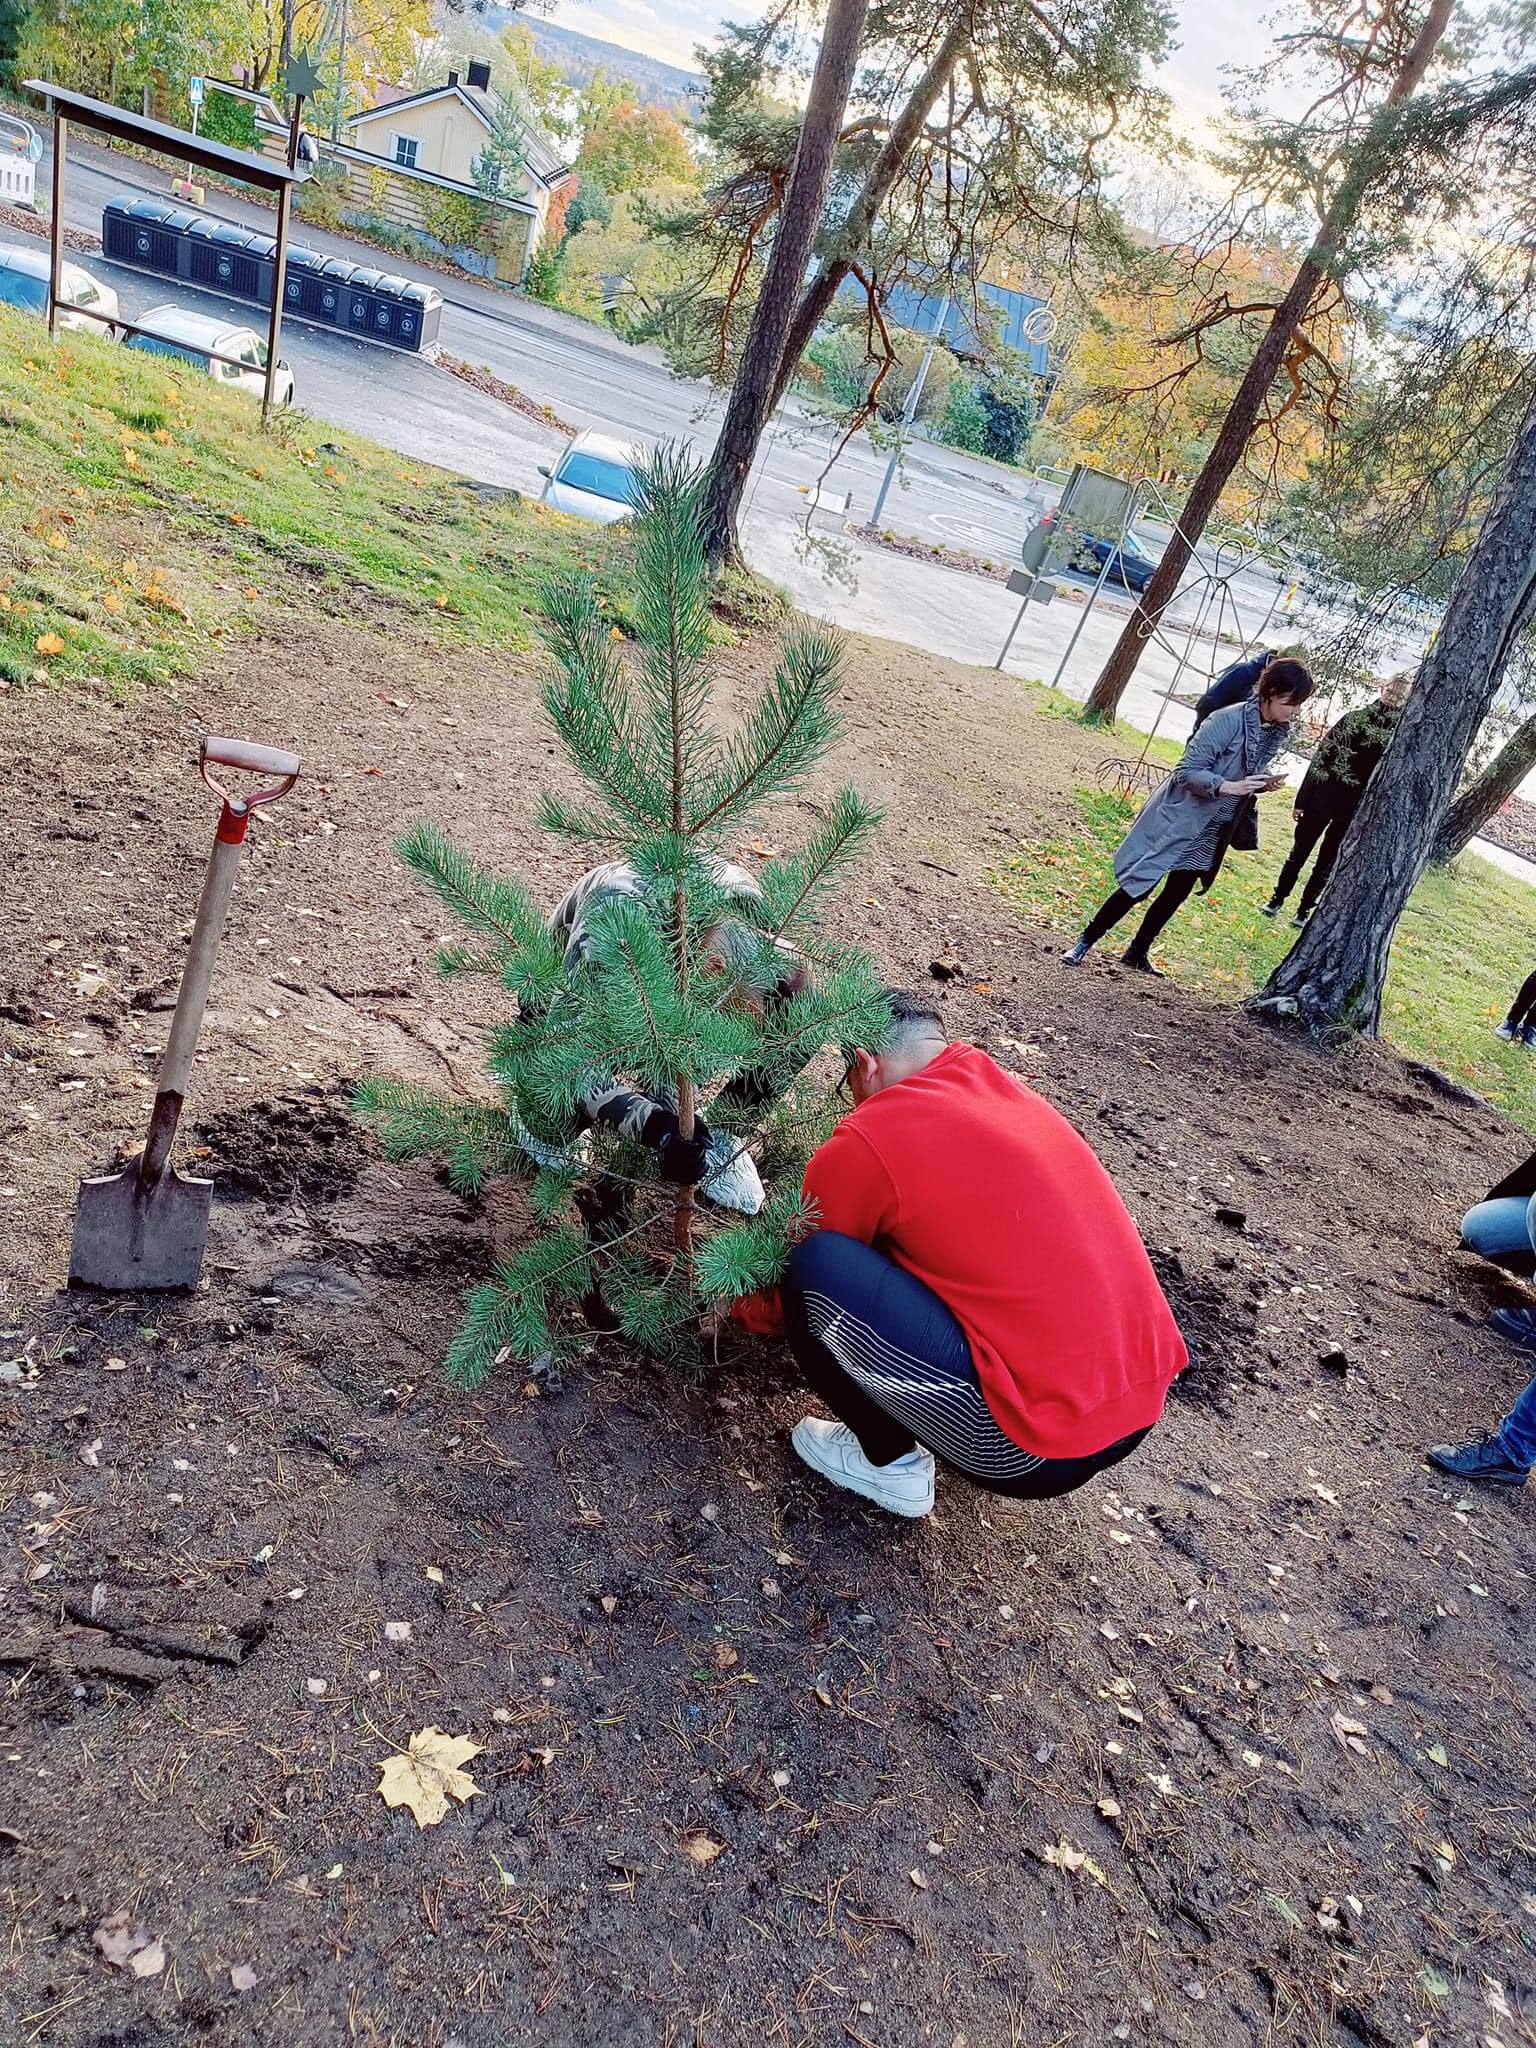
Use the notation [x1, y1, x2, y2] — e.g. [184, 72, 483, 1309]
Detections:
[188, 75, 205, 106]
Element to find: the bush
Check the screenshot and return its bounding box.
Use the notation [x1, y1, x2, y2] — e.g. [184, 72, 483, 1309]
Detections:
[801, 325, 957, 425]
[939, 379, 988, 454]
[977, 375, 1038, 464]
[295, 163, 349, 232]
[422, 187, 493, 254]
[199, 93, 258, 151]
[525, 239, 563, 301]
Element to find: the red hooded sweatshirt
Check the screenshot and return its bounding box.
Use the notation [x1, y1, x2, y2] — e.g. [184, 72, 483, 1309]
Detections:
[796, 1043, 1186, 1458]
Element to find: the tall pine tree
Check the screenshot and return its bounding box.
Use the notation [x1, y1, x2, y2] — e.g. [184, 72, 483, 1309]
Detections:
[356, 450, 889, 1387]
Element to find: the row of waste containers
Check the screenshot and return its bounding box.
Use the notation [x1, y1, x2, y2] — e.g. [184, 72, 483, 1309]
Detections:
[102, 196, 444, 354]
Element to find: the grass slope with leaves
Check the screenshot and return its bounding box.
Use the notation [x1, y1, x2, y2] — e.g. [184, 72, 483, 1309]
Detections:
[0, 308, 638, 692]
[1001, 780, 1536, 1123]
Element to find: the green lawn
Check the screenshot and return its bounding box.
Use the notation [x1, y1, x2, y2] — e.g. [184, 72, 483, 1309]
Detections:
[996, 784, 1536, 1125]
[0, 307, 636, 694]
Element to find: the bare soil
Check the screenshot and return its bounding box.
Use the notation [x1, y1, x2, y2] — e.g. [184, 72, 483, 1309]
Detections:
[2, 615, 1534, 2048]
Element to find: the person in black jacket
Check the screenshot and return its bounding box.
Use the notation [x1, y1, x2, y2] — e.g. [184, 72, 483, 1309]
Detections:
[1261, 670, 1412, 928]
[1495, 969, 1536, 1047]
[1192, 643, 1310, 730]
[1426, 1148, 1536, 1485]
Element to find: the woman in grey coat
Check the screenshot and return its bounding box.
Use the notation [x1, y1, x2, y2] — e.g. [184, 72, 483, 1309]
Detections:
[1064, 659, 1315, 975]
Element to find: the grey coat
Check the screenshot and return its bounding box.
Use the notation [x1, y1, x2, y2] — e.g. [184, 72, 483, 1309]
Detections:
[1114, 699, 1285, 898]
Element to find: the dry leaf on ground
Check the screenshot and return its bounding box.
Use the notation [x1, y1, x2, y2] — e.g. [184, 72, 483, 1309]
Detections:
[93, 1909, 166, 1976]
[376, 1727, 483, 1828]
[683, 1830, 725, 1866]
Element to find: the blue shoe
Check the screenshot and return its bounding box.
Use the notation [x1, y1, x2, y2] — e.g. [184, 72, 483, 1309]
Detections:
[1426, 1436, 1531, 1486]
[1062, 940, 1091, 966]
[1491, 1305, 1536, 1351]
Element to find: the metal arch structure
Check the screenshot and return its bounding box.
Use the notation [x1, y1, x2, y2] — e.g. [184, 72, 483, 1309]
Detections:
[1033, 470, 1297, 799]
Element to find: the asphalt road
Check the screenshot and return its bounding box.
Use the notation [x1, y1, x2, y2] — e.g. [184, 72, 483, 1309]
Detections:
[22, 135, 1313, 640]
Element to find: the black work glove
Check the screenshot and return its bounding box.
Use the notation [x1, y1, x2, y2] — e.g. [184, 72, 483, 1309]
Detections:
[647, 1109, 713, 1186]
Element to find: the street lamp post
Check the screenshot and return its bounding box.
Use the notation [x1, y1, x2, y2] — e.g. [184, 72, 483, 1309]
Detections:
[869, 290, 951, 529]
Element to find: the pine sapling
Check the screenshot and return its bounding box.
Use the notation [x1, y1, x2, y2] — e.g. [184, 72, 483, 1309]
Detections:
[355, 447, 888, 1388]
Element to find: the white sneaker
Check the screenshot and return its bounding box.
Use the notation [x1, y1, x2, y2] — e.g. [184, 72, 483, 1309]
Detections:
[700, 1131, 765, 1215]
[790, 1416, 936, 1518]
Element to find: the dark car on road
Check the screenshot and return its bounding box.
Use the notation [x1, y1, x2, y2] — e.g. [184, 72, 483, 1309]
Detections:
[1031, 512, 1159, 592]
[1067, 526, 1158, 591]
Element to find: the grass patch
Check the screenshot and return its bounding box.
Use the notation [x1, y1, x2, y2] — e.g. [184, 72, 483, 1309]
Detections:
[997, 784, 1536, 1126]
[0, 307, 640, 695]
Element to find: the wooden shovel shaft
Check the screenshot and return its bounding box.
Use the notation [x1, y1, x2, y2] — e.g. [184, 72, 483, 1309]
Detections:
[139, 805, 248, 1187]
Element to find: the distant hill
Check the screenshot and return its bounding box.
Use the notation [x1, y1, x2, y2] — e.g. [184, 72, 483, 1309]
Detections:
[500, 18, 705, 120]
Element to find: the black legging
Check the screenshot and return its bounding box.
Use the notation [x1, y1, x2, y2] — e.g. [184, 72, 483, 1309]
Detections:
[1080, 871, 1202, 958]
[1508, 970, 1536, 1031]
[1271, 806, 1350, 918]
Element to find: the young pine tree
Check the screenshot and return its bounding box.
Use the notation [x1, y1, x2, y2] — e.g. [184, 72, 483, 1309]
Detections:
[355, 449, 888, 1388]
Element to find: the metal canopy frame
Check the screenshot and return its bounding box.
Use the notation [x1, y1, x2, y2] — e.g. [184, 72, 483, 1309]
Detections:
[24, 78, 303, 420]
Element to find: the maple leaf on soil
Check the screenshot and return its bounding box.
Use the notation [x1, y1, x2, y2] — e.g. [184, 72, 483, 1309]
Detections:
[376, 1726, 483, 1828]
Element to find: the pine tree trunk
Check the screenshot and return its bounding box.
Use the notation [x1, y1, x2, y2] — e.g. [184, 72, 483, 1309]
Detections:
[1082, 0, 1453, 724]
[1257, 386, 1536, 1036]
[699, 0, 871, 576]
[1431, 709, 1536, 864]
[764, 18, 970, 418]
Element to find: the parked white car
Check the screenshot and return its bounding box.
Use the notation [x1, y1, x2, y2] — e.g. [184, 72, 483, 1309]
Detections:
[124, 305, 294, 404]
[0, 242, 119, 337]
[538, 430, 647, 524]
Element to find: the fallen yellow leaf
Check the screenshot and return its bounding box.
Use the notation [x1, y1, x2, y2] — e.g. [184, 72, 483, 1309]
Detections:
[122, 447, 140, 468]
[152, 429, 172, 445]
[35, 631, 65, 657]
[102, 592, 124, 614]
[683, 1830, 725, 1867]
[434, 594, 449, 609]
[46, 529, 67, 550]
[376, 1727, 482, 1829]
[242, 587, 259, 602]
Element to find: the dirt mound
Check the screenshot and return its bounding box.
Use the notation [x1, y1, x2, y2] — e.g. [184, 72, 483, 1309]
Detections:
[191, 1092, 367, 1207]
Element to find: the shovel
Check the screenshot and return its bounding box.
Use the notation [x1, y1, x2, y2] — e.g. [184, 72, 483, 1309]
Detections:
[68, 736, 302, 1291]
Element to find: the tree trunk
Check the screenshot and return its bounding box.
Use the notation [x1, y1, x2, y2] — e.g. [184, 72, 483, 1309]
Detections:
[1431, 709, 1536, 863]
[699, 0, 871, 576]
[1258, 387, 1536, 1036]
[1082, 0, 1453, 724]
[764, 17, 970, 418]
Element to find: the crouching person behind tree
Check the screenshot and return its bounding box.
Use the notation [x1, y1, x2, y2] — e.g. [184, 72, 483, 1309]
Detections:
[734, 993, 1188, 1518]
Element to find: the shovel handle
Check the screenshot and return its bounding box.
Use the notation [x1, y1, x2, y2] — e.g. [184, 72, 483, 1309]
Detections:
[200, 735, 301, 814]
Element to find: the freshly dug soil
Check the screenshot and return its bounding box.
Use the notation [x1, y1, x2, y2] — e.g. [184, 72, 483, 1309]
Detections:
[2, 612, 1533, 2048]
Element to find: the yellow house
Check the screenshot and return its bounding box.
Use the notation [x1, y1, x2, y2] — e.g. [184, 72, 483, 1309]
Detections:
[257, 65, 572, 282]
[341, 67, 569, 258]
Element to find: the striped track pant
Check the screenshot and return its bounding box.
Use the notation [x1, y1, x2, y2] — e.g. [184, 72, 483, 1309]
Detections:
[780, 1232, 1148, 1501]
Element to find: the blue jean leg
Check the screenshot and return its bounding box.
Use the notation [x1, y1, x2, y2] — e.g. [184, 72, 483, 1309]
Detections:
[1459, 1194, 1536, 1262]
[1497, 1373, 1536, 1469]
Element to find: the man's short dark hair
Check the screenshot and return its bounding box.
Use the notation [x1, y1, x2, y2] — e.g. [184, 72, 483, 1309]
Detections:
[843, 989, 948, 1065]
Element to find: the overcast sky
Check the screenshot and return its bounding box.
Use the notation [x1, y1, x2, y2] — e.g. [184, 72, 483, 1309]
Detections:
[547, 0, 1259, 134]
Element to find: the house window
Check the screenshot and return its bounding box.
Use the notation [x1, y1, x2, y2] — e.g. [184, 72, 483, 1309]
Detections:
[391, 133, 419, 170]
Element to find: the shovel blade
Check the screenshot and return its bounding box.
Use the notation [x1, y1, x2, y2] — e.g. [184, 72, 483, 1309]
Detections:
[68, 1166, 213, 1292]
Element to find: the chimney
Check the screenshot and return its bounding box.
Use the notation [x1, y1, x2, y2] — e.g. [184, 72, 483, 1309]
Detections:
[467, 59, 491, 91]
[447, 69, 460, 86]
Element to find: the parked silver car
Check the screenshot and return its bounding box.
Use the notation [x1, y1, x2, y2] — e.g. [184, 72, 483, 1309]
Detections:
[538, 429, 647, 524]
[0, 242, 120, 337]
[124, 305, 294, 404]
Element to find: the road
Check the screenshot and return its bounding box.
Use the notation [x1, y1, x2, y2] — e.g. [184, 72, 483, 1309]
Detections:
[26, 135, 1311, 646]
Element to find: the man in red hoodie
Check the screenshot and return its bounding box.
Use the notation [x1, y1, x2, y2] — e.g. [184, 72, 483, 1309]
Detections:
[773, 992, 1187, 1518]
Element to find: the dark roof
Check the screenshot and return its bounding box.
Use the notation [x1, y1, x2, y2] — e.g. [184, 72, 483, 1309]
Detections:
[24, 79, 298, 190]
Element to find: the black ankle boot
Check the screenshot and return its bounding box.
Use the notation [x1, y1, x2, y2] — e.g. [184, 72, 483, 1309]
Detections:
[1121, 948, 1165, 977]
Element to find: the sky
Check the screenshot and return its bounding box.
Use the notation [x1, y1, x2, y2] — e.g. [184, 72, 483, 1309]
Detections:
[547, 0, 1258, 135]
